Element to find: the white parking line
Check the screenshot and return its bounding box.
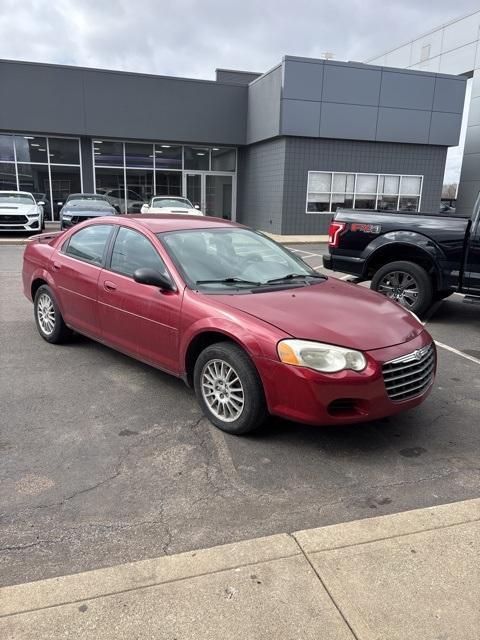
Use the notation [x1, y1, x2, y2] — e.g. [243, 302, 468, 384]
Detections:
[435, 341, 480, 365]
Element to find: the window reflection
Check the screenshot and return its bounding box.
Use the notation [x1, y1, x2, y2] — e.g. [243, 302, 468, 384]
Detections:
[15, 135, 48, 163]
[125, 169, 153, 212]
[184, 146, 209, 170]
[155, 171, 182, 196]
[0, 163, 17, 190]
[48, 138, 80, 164]
[125, 143, 153, 168]
[50, 166, 82, 219]
[95, 167, 126, 213]
[154, 144, 182, 170]
[211, 147, 236, 172]
[0, 135, 15, 162]
[93, 140, 124, 166]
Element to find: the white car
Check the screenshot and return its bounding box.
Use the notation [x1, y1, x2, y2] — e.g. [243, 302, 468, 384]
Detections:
[140, 196, 203, 215]
[0, 191, 45, 233]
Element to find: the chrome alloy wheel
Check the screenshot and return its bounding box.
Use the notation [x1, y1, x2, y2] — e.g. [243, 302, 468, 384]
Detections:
[37, 292, 55, 335]
[200, 359, 245, 422]
[377, 270, 419, 309]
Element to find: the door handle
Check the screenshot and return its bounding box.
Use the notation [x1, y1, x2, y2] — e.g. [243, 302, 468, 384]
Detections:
[103, 280, 118, 292]
[53, 262, 61, 271]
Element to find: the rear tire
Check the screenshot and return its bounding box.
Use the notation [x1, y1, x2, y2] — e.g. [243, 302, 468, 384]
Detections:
[34, 285, 73, 344]
[371, 260, 433, 316]
[193, 342, 267, 435]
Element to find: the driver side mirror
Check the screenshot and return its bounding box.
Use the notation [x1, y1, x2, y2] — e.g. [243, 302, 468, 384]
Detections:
[194, 204, 200, 210]
[38, 201, 45, 206]
[133, 267, 174, 291]
[57, 201, 63, 206]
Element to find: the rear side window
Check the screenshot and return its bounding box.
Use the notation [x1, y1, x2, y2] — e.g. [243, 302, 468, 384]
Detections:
[110, 227, 167, 277]
[65, 225, 113, 265]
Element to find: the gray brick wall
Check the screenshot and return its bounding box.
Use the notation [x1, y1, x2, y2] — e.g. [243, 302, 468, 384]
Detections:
[281, 137, 447, 235]
[237, 139, 286, 234]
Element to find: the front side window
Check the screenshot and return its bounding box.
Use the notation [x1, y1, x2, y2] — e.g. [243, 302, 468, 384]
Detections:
[110, 227, 168, 278]
[161, 228, 318, 291]
[65, 225, 113, 265]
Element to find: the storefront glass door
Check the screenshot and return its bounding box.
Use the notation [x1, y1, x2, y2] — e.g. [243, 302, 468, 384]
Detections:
[185, 172, 234, 220]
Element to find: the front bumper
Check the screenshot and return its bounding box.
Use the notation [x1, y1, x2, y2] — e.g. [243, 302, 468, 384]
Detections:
[254, 331, 435, 426]
[0, 216, 41, 232]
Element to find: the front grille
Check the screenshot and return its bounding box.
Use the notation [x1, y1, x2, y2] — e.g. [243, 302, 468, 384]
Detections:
[382, 344, 435, 402]
[0, 214, 28, 224]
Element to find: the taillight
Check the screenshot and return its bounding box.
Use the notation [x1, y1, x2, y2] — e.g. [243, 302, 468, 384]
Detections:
[328, 221, 346, 248]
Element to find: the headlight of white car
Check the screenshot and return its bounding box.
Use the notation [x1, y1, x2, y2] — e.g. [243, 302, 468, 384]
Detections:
[277, 339, 367, 373]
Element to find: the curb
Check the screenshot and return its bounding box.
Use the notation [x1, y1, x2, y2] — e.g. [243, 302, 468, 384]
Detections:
[2, 498, 479, 619]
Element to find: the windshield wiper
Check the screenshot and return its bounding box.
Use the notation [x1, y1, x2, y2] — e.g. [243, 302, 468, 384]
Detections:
[196, 277, 261, 286]
[266, 272, 326, 284]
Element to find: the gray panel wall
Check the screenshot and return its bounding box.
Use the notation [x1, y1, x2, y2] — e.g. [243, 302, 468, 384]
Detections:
[237, 136, 447, 236]
[280, 57, 466, 147]
[246, 65, 282, 144]
[280, 137, 447, 235]
[237, 138, 286, 234]
[0, 60, 247, 145]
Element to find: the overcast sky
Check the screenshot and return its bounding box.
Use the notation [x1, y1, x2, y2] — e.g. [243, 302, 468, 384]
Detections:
[1, 0, 478, 183]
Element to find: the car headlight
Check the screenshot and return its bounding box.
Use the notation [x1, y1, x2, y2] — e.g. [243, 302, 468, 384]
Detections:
[277, 339, 367, 373]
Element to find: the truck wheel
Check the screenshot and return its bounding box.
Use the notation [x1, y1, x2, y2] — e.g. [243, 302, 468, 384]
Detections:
[371, 261, 433, 316]
[194, 341, 268, 435]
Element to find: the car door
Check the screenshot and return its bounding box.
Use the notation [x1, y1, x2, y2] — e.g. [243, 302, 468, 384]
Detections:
[98, 226, 182, 373]
[463, 192, 480, 294]
[53, 224, 114, 338]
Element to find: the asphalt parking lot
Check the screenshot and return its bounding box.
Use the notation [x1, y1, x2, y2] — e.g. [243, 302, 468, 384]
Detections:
[1, 241, 479, 587]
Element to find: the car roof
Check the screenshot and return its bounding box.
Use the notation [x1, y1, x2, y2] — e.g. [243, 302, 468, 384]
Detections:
[124, 214, 240, 233]
[152, 195, 187, 199]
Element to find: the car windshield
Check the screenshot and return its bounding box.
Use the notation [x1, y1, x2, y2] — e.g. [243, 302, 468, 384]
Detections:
[67, 194, 109, 202]
[67, 198, 111, 208]
[0, 193, 35, 205]
[152, 198, 192, 209]
[161, 228, 323, 291]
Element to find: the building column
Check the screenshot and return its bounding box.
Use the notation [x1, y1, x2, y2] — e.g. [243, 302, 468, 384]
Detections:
[80, 137, 94, 192]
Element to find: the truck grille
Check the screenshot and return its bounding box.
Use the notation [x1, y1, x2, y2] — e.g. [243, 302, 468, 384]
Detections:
[0, 214, 28, 224]
[382, 344, 435, 402]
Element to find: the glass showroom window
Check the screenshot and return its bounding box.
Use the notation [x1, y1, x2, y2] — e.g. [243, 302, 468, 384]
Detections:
[306, 172, 423, 213]
[0, 133, 82, 220]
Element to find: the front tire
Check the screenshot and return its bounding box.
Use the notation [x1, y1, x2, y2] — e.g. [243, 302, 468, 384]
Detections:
[34, 285, 73, 344]
[193, 342, 267, 435]
[371, 260, 433, 316]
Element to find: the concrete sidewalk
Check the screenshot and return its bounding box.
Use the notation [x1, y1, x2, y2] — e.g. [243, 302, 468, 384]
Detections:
[1, 499, 479, 639]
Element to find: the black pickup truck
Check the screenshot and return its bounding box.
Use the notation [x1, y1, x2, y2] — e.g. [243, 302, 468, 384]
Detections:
[323, 193, 480, 315]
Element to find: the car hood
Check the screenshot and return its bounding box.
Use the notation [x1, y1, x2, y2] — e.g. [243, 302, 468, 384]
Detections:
[62, 205, 115, 216]
[212, 278, 423, 351]
[0, 203, 38, 214]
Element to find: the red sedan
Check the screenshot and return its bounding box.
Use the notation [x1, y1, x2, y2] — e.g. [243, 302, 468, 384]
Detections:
[23, 215, 435, 435]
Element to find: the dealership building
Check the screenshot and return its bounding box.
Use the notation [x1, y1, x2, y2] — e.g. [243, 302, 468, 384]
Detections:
[0, 54, 467, 234]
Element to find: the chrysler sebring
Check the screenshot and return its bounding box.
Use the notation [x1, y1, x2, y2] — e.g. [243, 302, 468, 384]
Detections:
[23, 215, 435, 434]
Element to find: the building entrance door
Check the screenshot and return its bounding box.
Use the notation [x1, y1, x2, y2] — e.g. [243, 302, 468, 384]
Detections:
[185, 172, 234, 220]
